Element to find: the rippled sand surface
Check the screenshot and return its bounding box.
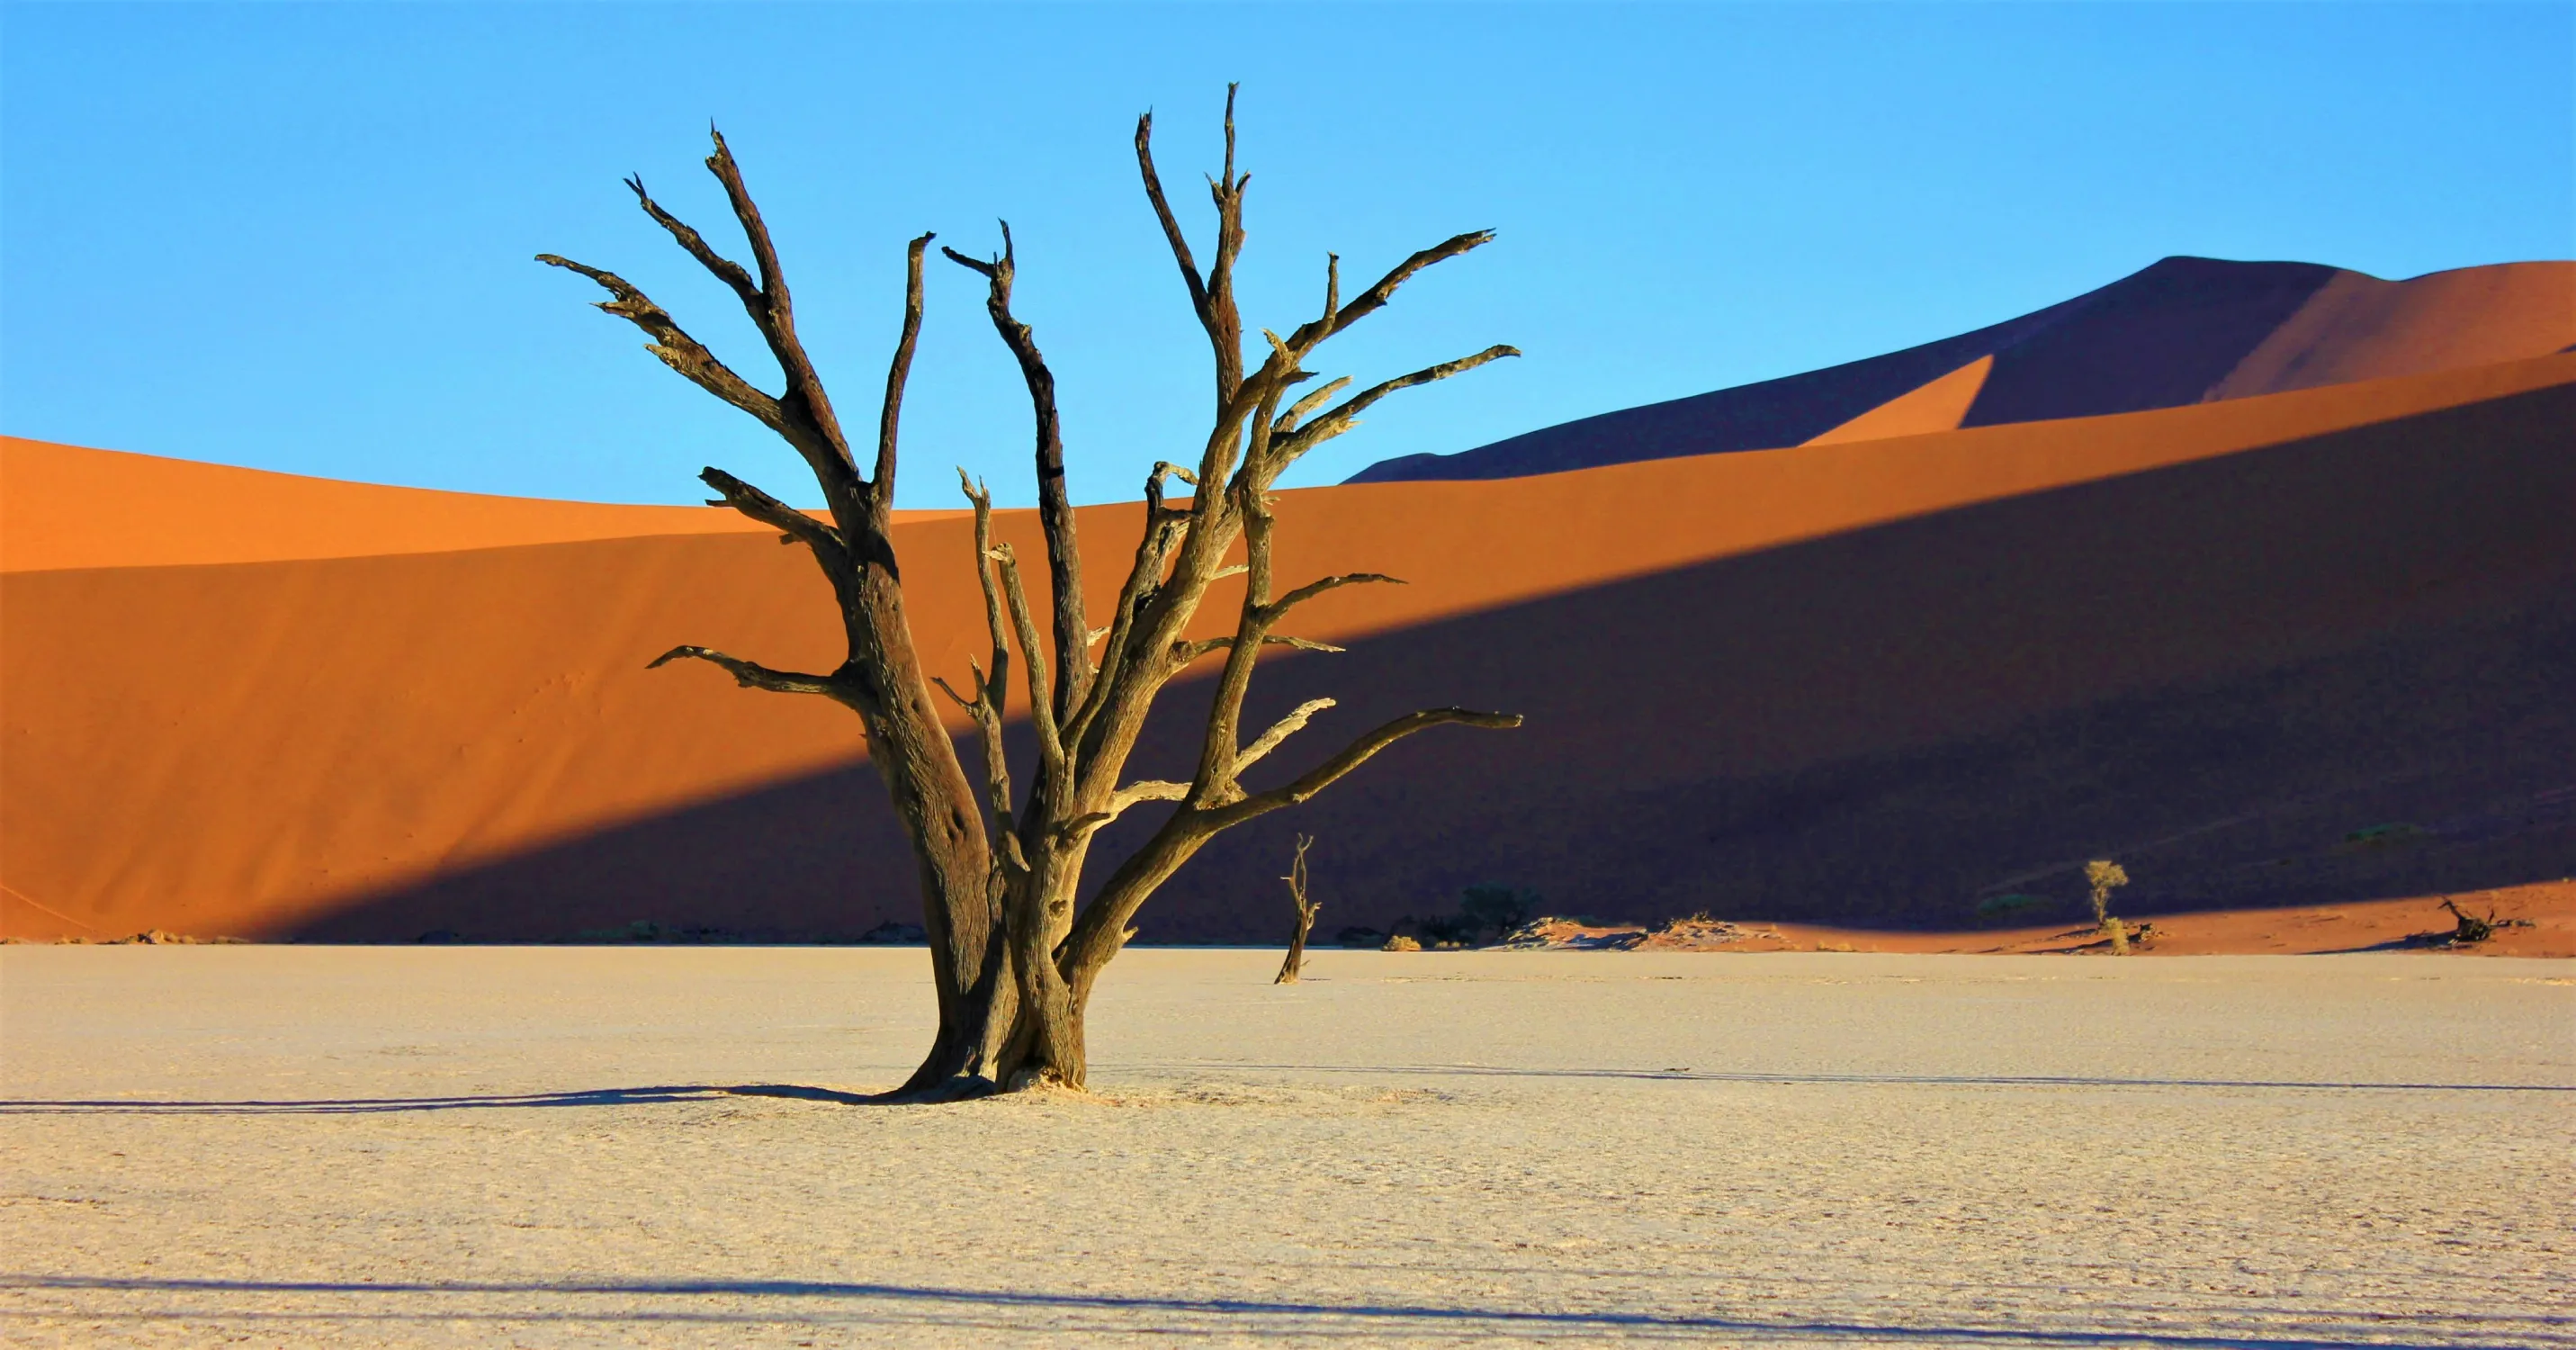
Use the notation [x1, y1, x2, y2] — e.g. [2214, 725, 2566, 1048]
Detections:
[4, 947, 2569, 1346]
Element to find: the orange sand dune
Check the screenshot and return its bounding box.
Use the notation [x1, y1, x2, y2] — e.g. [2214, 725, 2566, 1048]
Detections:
[1800, 356, 1992, 445]
[2210, 261, 2576, 401]
[4, 355, 2572, 941]
[1356, 257, 2575, 480]
[1797, 263, 2573, 448]
[0, 437, 966, 572]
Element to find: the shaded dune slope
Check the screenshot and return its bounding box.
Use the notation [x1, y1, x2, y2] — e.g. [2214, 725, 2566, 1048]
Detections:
[1350, 257, 2574, 483]
[3, 357, 2570, 940]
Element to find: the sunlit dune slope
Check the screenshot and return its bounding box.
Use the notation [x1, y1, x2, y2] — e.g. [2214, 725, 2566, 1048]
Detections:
[1801, 357, 1993, 446]
[3, 356, 2571, 940]
[1353, 257, 2575, 482]
[2209, 261, 2576, 400]
[0, 437, 965, 572]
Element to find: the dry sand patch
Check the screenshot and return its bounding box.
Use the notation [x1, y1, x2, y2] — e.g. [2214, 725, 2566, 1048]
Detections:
[3, 947, 2569, 1346]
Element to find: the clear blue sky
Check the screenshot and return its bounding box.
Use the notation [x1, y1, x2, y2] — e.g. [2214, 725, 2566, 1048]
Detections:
[4, 3, 2569, 508]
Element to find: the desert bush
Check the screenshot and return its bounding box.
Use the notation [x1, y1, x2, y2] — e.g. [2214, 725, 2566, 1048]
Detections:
[1459, 884, 1539, 937]
[2084, 860, 2132, 955]
[1416, 913, 1480, 945]
[1381, 934, 1423, 952]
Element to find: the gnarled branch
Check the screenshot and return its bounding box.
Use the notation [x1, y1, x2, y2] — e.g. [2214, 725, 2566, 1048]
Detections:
[950, 474, 1018, 850]
[647, 645, 845, 700]
[700, 467, 844, 565]
[944, 225, 1088, 719]
[624, 175, 763, 315]
[535, 254, 786, 433]
[1137, 85, 1248, 406]
[1170, 633, 1347, 667]
[1284, 230, 1499, 356]
[987, 542, 1065, 783]
[1273, 374, 1352, 436]
[1279, 345, 1521, 463]
[1207, 707, 1524, 831]
[1234, 697, 1336, 776]
[875, 233, 935, 495]
[1064, 461, 1197, 753]
[1266, 572, 1403, 620]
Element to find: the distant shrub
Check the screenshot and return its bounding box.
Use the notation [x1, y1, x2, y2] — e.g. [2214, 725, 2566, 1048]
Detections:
[1381, 934, 1423, 952]
[1416, 914, 1480, 946]
[2084, 860, 2132, 955]
[1459, 885, 1539, 937]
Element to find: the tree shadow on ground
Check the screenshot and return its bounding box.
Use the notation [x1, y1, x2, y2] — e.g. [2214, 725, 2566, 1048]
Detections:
[6, 1063, 2564, 1115]
[0, 1084, 881, 1114]
[0, 1273, 2522, 1348]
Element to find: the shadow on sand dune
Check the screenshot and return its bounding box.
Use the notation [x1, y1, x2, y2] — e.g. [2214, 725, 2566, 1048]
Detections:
[285, 383, 2576, 943]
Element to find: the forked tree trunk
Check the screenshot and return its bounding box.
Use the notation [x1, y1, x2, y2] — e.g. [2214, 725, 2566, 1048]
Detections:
[1276, 833, 1319, 985]
[546, 88, 1521, 1096]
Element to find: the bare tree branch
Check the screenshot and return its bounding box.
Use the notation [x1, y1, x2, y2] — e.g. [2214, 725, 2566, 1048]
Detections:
[699, 467, 844, 563]
[696, 130, 866, 496]
[1280, 346, 1521, 462]
[1267, 572, 1403, 619]
[875, 233, 935, 495]
[1053, 778, 1193, 847]
[1134, 111, 1212, 332]
[1285, 230, 1499, 355]
[944, 225, 1089, 719]
[1273, 375, 1351, 436]
[1064, 461, 1193, 754]
[1207, 708, 1524, 830]
[1136, 86, 1247, 406]
[1170, 634, 1347, 667]
[623, 176, 763, 313]
[1234, 697, 1336, 775]
[535, 255, 787, 432]
[988, 542, 1065, 781]
[647, 645, 846, 700]
[956, 471, 1012, 724]
[952, 475, 1017, 850]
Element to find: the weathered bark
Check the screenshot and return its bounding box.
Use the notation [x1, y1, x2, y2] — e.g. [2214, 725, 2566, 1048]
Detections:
[1276, 833, 1319, 985]
[550, 90, 1522, 1097]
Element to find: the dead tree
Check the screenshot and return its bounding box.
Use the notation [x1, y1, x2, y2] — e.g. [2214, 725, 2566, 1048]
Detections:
[542, 89, 1521, 1094]
[1275, 833, 1320, 985]
[2437, 898, 2497, 944]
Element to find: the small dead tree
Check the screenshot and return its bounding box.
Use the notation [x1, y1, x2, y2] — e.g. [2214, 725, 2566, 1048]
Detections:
[1275, 833, 1320, 985]
[543, 89, 1520, 1094]
[2084, 860, 2132, 955]
[2436, 898, 2499, 944]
